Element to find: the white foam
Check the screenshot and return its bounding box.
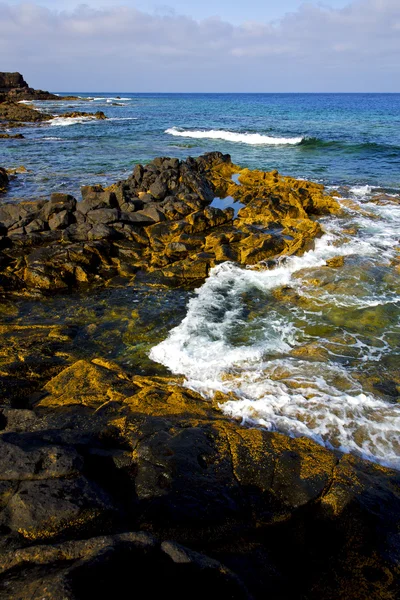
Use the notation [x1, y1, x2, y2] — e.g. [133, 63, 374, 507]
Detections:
[150, 192, 400, 469]
[90, 96, 131, 101]
[349, 185, 374, 197]
[18, 100, 34, 104]
[165, 127, 304, 146]
[50, 116, 100, 127]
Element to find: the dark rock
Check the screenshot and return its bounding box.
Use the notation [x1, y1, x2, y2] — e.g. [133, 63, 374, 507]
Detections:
[180, 163, 215, 204]
[123, 211, 156, 226]
[0, 167, 8, 191]
[78, 187, 117, 215]
[139, 205, 166, 223]
[0, 72, 60, 101]
[25, 218, 47, 234]
[0, 133, 24, 139]
[48, 210, 71, 230]
[149, 179, 168, 201]
[87, 208, 120, 226]
[0, 203, 29, 228]
[0, 100, 52, 123]
[88, 224, 117, 241]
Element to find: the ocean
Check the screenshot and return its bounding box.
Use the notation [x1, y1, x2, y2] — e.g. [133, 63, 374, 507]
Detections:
[1, 93, 400, 468]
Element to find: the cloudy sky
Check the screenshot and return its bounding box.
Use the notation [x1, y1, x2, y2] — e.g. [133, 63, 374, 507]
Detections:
[1, 0, 399, 92]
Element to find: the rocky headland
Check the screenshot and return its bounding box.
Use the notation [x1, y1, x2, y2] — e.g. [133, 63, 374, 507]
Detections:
[0, 72, 104, 132]
[0, 72, 73, 102]
[0, 153, 399, 599]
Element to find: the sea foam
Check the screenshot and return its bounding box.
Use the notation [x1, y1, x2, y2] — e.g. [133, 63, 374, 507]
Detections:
[150, 193, 400, 469]
[50, 116, 100, 127]
[165, 127, 304, 145]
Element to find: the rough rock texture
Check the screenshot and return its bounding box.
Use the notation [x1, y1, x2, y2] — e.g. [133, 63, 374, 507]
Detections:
[0, 359, 398, 599]
[0, 153, 341, 294]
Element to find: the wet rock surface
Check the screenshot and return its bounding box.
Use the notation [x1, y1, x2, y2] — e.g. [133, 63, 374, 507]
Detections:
[0, 152, 340, 294]
[0, 359, 398, 599]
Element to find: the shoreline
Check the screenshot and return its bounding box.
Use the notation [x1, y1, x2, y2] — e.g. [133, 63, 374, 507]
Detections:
[0, 77, 399, 599]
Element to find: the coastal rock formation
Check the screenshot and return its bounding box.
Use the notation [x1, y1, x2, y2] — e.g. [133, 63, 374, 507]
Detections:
[0, 71, 60, 101]
[0, 152, 340, 293]
[61, 111, 107, 120]
[0, 96, 52, 124]
[0, 360, 398, 599]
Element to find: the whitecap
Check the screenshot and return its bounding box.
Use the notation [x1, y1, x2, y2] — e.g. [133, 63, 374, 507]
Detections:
[349, 185, 374, 197]
[165, 127, 304, 146]
[50, 116, 100, 127]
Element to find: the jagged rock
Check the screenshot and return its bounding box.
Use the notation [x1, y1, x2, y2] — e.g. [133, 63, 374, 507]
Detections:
[0, 71, 64, 101]
[78, 187, 117, 215]
[61, 111, 107, 120]
[87, 208, 119, 226]
[0, 153, 341, 293]
[48, 210, 71, 230]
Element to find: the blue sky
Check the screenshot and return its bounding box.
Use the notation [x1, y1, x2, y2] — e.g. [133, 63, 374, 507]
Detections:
[1, 0, 399, 92]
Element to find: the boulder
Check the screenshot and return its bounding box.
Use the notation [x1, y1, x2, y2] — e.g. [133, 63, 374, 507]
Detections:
[48, 210, 71, 230]
[78, 187, 118, 215]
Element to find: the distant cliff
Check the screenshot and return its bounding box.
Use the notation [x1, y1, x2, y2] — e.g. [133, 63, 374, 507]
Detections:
[0, 71, 59, 100]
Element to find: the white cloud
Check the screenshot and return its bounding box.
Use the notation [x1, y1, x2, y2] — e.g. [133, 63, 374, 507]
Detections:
[0, 0, 399, 91]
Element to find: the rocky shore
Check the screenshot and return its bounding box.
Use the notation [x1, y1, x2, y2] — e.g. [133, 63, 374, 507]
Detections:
[0, 152, 339, 294]
[0, 72, 104, 132]
[0, 72, 73, 102]
[0, 152, 399, 599]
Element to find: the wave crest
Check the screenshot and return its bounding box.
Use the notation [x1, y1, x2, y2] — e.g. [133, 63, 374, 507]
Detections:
[165, 127, 304, 146]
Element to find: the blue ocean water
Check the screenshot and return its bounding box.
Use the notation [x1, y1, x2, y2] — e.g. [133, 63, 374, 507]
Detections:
[2, 93, 400, 199]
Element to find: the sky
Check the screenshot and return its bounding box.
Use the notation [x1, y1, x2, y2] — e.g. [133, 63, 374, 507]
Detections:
[1, 0, 399, 92]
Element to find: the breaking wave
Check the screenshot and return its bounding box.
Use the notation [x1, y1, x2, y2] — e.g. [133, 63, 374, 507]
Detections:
[165, 127, 304, 145]
[150, 190, 400, 469]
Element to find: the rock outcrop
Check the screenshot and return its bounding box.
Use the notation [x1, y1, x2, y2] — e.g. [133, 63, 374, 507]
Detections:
[0, 359, 398, 599]
[0, 97, 52, 124]
[0, 152, 341, 294]
[0, 71, 60, 101]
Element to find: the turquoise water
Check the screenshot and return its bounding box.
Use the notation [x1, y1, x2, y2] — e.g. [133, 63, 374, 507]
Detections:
[2, 93, 400, 199]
